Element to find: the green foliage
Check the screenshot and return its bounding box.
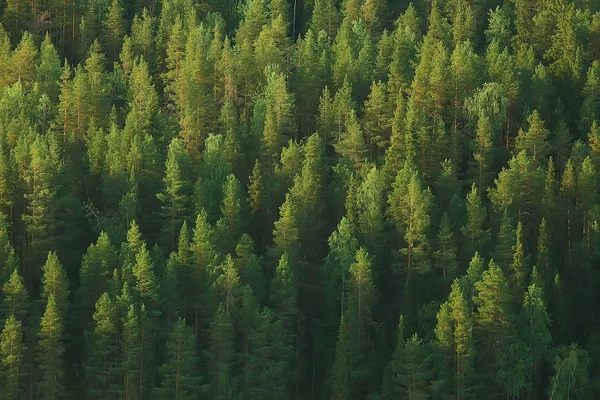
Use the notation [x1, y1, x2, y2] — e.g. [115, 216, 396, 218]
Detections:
[155, 318, 203, 400]
[0, 2, 596, 399]
[36, 296, 66, 400]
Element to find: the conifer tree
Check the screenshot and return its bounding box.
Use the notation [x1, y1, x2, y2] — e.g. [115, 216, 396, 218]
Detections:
[493, 210, 516, 270]
[383, 315, 431, 399]
[187, 210, 218, 336]
[270, 193, 300, 263]
[311, 0, 340, 37]
[86, 293, 119, 399]
[515, 110, 550, 164]
[270, 252, 298, 340]
[470, 115, 494, 192]
[323, 217, 359, 314]
[157, 138, 194, 252]
[10, 32, 37, 88]
[213, 255, 242, 317]
[434, 213, 459, 284]
[79, 232, 118, 323]
[206, 304, 238, 399]
[1, 268, 29, 321]
[388, 166, 433, 278]
[245, 308, 290, 399]
[362, 81, 392, 154]
[234, 235, 265, 304]
[36, 296, 66, 400]
[41, 252, 69, 316]
[536, 218, 554, 292]
[103, 0, 126, 62]
[330, 247, 376, 399]
[510, 222, 530, 297]
[155, 318, 203, 400]
[133, 246, 161, 313]
[474, 260, 513, 385]
[0, 314, 26, 400]
[124, 60, 159, 139]
[23, 135, 58, 279]
[216, 174, 246, 255]
[121, 304, 154, 400]
[37, 34, 61, 100]
[523, 280, 552, 396]
[0, 215, 18, 284]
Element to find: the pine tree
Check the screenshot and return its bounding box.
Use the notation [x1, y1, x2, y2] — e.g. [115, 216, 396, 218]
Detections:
[37, 34, 61, 100]
[383, 315, 430, 400]
[133, 246, 161, 313]
[536, 218, 554, 293]
[36, 296, 66, 400]
[41, 252, 69, 316]
[362, 81, 392, 154]
[234, 235, 265, 304]
[216, 174, 246, 255]
[187, 210, 218, 337]
[213, 255, 242, 317]
[10, 32, 37, 88]
[1, 268, 29, 321]
[155, 318, 203, 400]
[206, 304, 238, 399]
[354, 166, 385, 260]
[474, 260, 513, 385]
[0, 214, 18, 284]
[471, 115, 494, 192]
[449, 279, 477, 399]
[388, 166, 433, 277]
[434, 213, 459, 284]
[269, 252, 298, 340]
[86, 293, 119, 399]
[23, 135, 58, 279]
[270, 193, 300, 263]
[493, 210, 516, 270]
[523, 280, 552, 396]
[0, 313, 26, 399]
[323, 217, 359, 314]
[157, 138, 193, 252]
[79, 232, 118, 324]
[245, 308, 290, 399]
[510, 222, 530, 298]
[124, 60, 159, 139]
[103, 0, 126, 63]
[121, 304, 154, 400]
[515, 110, 550, 164]
[311, 0, 340, 38]
[347, 248, 375, 337]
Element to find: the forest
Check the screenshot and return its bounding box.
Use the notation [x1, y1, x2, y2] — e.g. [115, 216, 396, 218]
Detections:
[0, 0, 598, 398]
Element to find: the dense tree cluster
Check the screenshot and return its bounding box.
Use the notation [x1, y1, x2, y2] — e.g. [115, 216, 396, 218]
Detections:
[0, 0, 598, 398]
